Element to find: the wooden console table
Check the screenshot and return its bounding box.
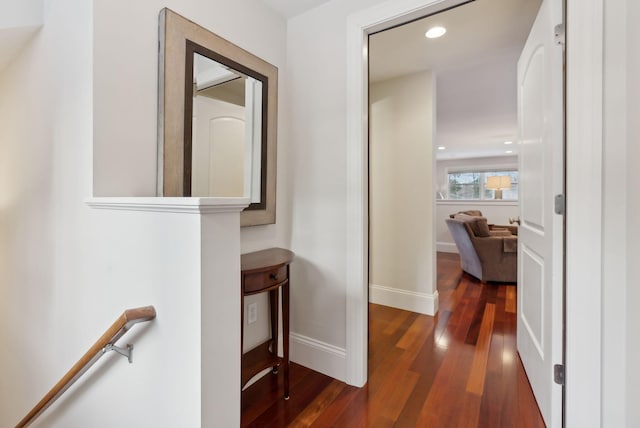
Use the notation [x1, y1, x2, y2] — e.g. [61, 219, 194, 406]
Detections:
[241, 247, 294, 399]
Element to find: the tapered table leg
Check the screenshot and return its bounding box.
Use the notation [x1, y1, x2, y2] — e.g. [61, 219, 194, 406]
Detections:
[282, 276, 290, 400]
[269, 288, 279, 373]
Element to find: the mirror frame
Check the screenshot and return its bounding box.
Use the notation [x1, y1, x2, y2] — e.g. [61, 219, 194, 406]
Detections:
[158, 8, 278, 226]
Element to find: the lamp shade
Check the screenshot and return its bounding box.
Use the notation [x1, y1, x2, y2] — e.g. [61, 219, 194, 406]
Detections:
[486, 175, 511, 190]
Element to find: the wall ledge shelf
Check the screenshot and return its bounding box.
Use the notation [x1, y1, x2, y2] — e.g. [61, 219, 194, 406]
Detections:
[85, 197, 250, 214]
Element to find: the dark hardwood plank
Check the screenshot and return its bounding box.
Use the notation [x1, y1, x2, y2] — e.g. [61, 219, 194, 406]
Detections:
[244, 368, 333, 428]
[307, 385, 360, 427]
[241, 363, 313, 426]
[241, 252, 546, 427]
[506, 285, 517, 313]
[288, 380, 346, 427]
[467, 302, 496, 395]
[465, 284, 498, 345]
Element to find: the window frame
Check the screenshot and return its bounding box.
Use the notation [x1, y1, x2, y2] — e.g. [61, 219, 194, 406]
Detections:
[444, 166, 519, 201]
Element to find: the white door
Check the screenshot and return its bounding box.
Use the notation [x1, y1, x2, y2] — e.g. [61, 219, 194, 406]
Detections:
[517, 0, 564, 426]
[191, 96, 246, 197]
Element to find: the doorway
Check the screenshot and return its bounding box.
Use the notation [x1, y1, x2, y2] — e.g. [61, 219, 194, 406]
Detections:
[346, 0, 606, 426]
[368, 1, 562, 426]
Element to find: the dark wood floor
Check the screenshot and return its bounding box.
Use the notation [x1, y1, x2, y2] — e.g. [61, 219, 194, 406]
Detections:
[241, 252, 545, 427]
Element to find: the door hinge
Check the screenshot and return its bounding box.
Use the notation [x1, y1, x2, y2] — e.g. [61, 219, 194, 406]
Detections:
[554, 23, 565, 46]
[554, 364, 565, 385]
[554, 194, 565, 215]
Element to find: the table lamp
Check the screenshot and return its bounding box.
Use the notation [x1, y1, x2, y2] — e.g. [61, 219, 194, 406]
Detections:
[486, 175, 511, 199]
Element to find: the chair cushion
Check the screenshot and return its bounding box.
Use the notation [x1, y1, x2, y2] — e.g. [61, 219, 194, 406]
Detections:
[489, 229, 513, 237]
[474, 217, 491, 237]
[453, 214, 491, 237]
[449, 210, 483, 218]
[459, 210, 483, 217]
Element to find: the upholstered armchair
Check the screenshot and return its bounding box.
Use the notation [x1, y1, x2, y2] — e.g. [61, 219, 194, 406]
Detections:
[449, 210, 518, 236]
[445, 214, 518, 283]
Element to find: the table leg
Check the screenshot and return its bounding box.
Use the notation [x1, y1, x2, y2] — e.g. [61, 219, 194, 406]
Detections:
[283, 279, 290, 400]
[269, 288, 279, 373]
[240, 293, 244, 382]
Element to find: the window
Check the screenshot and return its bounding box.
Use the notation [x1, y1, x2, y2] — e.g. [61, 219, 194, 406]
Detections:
[447, 170, 518, 200]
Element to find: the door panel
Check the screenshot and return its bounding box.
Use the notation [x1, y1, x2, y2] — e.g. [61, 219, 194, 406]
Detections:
[517, 0, 564, 426]
[192, 96, 245, 197]
[521, 244, 545, 356]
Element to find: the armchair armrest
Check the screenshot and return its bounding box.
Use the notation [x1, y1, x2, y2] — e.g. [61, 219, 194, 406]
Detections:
[489, 229, 512, 237]
[472, 235, 518, 261]
[472, 236, 510, 262]
[492, 224, 518, 235]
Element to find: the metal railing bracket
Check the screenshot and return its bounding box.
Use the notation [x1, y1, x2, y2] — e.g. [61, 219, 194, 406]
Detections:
[103, 343, 134, 363]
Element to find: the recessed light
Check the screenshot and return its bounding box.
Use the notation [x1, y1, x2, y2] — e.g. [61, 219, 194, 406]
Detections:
[504, 141, 513, 145]
[506, 150, 513, 154]
[425, 26, 447, 39]
[437, 146, 446, 150]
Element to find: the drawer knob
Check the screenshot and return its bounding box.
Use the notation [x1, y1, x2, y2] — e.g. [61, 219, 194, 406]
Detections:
[269, 273, 279, 281]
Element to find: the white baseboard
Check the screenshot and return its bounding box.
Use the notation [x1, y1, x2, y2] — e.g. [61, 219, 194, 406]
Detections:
[369, 284, 439, 316]
[290, 332, 346, 382]
[437, 241, 458, 253]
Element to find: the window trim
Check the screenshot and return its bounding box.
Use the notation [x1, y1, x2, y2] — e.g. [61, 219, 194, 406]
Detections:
[444, 165, 519, 201]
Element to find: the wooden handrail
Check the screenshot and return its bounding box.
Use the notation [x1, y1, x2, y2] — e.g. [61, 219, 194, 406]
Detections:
[16, 306, 156, 428]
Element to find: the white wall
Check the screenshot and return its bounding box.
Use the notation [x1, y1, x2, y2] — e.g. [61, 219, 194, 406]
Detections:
[286, 0, 388, 379]
[0, 0, 282, 425]
[91, 0, 293, 251]
[436, 53, 519, 154]
[607, 0, 640, 424]
[0, 0, 92, 422]
[567, 0, 638, 425]
[599, 0, 640, 424]
[601, 0, 628, 425]
[93, 0, 286, 198]
[0, 0, 43, 72]
[626, 1, 640, 424]
[4, 0, 636, 424]
[92, 0, 290, 370]
[369, 72, 436, 315]
[0, 0, 42, 27]
[0, 0, 92, 423]
[37, 202, 243, 428]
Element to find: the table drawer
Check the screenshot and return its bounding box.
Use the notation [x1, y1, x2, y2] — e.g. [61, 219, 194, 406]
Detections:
[243, 265, 287, 294]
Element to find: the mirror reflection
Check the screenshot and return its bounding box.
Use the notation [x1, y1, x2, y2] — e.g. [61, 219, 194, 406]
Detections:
[158, 8, 277, 226]
[190, 53, 263, 202]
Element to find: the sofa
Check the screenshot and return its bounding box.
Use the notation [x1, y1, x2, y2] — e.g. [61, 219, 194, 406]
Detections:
[445, 212, 518, 283]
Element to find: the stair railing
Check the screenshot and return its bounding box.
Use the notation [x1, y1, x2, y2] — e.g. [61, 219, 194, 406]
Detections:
[15, 305, 157, 428]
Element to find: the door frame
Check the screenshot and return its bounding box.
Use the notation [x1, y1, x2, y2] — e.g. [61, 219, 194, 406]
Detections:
[345, 0, 604, 424]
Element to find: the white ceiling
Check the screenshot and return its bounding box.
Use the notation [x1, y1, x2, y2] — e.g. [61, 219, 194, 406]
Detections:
[369, 0, 541, 81]
[370, 0, 541, 160]
[260, 0, 332, 18]
[259, 0, 542, 160]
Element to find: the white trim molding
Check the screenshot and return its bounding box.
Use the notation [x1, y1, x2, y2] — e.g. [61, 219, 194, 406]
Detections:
[345, 0, 478, 388]
[437, 242, 458, 253]
[565, 0, 604, 425]
[369, 284, 439, 316]
[436, 200, 518, 207]
[290, 333, 347, 382]
[86, 197, 250, 214]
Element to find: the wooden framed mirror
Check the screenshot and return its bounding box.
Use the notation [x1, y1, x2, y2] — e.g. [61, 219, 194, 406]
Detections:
[158, 8, 277, 226]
